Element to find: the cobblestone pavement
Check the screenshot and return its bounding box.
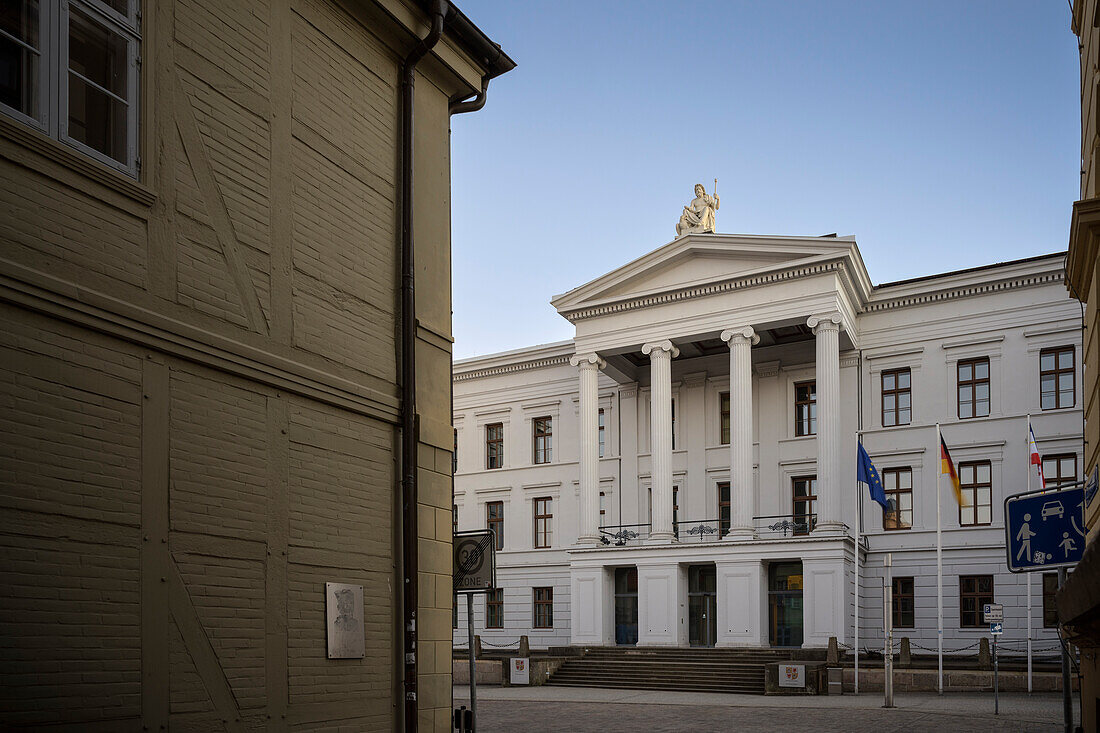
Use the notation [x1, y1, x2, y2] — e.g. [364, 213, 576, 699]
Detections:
[454, 686, 1079, 732]
[471, 700, 1059, 732]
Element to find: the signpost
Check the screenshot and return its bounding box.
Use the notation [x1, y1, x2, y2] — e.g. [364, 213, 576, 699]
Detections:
[453, 530, 497, 732]
[1004, 485, 1086, 573]
[1005, 484, 1084, 733]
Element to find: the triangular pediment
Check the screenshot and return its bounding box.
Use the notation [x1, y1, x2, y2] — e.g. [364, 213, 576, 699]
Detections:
[551, 233, 864, 317]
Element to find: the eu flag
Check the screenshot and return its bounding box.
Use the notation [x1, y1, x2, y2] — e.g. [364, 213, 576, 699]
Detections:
[857, 442, 889, 510]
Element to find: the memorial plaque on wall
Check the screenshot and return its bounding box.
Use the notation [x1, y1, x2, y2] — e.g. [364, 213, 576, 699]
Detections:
[326, 582, 365, 659]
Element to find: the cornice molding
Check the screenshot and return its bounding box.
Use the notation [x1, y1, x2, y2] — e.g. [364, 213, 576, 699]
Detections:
[559, 261, 846, 322]
[865, 271, 1065, 313]
[454, 354, 571, 382]
[1068, 197, 1100, 300]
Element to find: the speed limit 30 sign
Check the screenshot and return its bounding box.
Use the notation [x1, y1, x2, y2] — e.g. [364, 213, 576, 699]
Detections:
[453, 530, 496, 593]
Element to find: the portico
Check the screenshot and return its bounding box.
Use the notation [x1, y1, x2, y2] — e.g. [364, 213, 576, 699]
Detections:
[551, 232, 871, 648]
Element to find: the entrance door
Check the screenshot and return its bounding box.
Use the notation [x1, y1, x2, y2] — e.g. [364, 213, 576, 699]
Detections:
[614, 567, 638, 645]
[688, 565, 717, 647]
[768, 562, 804, 647]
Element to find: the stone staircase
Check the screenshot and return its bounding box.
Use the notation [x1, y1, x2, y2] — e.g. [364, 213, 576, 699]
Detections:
[546, 647, 825, 694]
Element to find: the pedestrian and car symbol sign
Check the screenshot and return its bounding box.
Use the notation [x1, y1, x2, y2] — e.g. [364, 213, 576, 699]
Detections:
[989, 622, 1003, 635]
[1004, 485, 1085, 573]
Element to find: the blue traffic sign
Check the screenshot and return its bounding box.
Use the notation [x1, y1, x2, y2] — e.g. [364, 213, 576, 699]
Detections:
[1004, 485, 1086, 573]
[989, 622, 1003, 635]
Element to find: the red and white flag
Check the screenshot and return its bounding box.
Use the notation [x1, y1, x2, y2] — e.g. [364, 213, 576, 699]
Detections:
[1028, 421, 1045, 490]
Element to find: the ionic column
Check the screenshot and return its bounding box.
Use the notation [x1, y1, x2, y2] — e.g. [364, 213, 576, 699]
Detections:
[570, 352, 605, 544]
[721, 326, 759, 539]
[808, 313, 845, 533]
[642, 340, 679, 542]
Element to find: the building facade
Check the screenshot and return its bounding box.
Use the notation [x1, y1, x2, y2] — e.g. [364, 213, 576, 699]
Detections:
[454, 234, 1080, 659]
[1061, 2, 1100, 730]
[0, 0, 510, 730]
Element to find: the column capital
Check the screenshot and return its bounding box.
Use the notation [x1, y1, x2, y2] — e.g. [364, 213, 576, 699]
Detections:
[720, 326, 760, 346]
[641, 340, 680, 358]
[807, 312, 843, 333]
[569, 352, 606, 370]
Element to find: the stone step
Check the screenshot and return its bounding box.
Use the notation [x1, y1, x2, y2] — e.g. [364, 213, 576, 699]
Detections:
[548, 679, 764, 693]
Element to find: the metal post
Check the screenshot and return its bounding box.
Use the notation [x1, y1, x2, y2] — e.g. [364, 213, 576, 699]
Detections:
[467, 593, 477, 732]
[1058, 568, 1072, 733]
[935, 424, 943, 696]
[883, 553, 894, 708]
[993, 633, 999, 715]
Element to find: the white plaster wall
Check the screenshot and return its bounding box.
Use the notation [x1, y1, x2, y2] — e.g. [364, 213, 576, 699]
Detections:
[453, 255, 1080, 651]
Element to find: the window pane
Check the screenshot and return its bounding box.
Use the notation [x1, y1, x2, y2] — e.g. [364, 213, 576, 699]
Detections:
[959, 385, 972, 403]
[899, 371, 910, 389]
[70, 8, 128, 97]
[975, 383, 989, 401]
[884, 394, 895, 413]
[1040, 352, 1055, 371]
[1059, 373, 1073, 392]
[899, 408, 911, 424]
[1060, 457, 1075, 476]
[68, 9, 130, 163]
[883, 373, 895, 390]
[103, 0, 131, 15]
[898, 392, 910, 409]
[975, 361, 988, 379]
[977, 463, 990, 483]
[901, 471, 911, 489]
[976, 399, 989, 417]
[0, 1, 39, 44]
[0, 1, 40, 119]
[1058, 350, 1073, 370]
[960, 506, 974, 525]
[977, 505, 991, 524]
[959, 363, 972, 381]
[1041, 392, 1055, 410]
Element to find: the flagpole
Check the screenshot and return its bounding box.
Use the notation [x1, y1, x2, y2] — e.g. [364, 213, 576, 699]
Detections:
[855, 434, 862, 695]
[1026, 415, 1033, 694]
[936, 422, 943, 696]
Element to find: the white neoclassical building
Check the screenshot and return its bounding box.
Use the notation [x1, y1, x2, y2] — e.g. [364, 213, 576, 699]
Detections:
[453, 233, 1081, 654]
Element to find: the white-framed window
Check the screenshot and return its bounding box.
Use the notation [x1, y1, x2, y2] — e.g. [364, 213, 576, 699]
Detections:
[0, 0, 140, 175]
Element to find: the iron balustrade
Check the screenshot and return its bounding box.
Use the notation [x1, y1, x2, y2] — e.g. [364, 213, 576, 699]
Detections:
[596, 514, 847, 547]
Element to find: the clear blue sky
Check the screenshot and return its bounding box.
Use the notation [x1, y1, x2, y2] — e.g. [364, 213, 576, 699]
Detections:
[449, 1, 1080, 359]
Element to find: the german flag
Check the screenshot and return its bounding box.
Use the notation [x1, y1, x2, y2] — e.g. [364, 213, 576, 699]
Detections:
[940, 435, 967, 506]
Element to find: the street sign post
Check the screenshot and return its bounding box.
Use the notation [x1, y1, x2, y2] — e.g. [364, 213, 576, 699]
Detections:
[453, 530, 496, 593]
[453, 530, 496, 733]
[1004, 485, 1086, 573]
[991, 624, 1001, 715]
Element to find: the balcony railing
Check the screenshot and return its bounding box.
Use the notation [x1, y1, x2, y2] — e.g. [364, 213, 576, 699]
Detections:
[597, 513, 841, 547]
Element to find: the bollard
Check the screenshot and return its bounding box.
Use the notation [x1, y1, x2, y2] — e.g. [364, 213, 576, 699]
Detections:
[519, 635, 530, 657]
[827, 636, 839, 664]
[474, 635, 482, 659]
[899, 637, 911, 668]
[453, 705, 473, 732]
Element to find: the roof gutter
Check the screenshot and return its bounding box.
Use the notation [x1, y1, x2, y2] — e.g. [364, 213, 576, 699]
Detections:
[398, 2, 446, 730]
